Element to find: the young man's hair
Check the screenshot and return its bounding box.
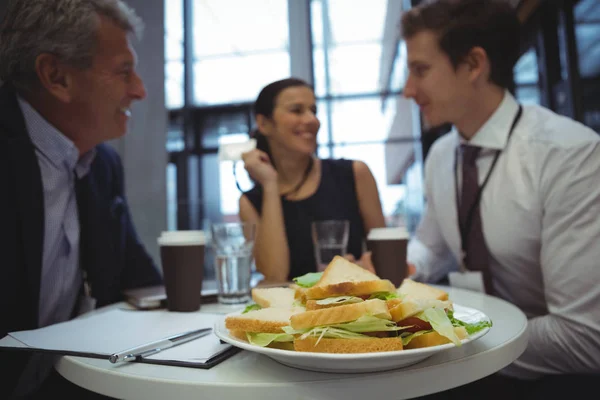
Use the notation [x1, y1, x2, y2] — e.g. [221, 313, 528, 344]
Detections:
[401, 0, 521, 89]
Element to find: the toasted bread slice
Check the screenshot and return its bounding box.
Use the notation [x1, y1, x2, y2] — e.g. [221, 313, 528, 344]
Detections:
[389, 299, 453, 322]
[397, 279, 449, 301]
[305, 256, 395, 300]
[229, 329, 248, 341]
[290, 298, 390, 330]
[225, 307, 300, 334]
[251, 287, 297, 308]
[289, 283, 308, 303]
[294, 336, 403, 353]
[404, 326, 468, 349]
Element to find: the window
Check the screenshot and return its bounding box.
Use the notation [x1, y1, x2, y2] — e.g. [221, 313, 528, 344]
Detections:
[311, 0, 387, 96]
[164, 0, 427, 235]
[164, 0, 184, 109]
[192, 0, 290, 105]
[514, 48, 541, 105]
[311, 0, 422, 229]
[165, 0, 291, 230]
[574, 0, 600, 132]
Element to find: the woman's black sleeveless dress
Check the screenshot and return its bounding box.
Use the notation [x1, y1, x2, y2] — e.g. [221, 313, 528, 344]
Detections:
[244, 158, 365, 280]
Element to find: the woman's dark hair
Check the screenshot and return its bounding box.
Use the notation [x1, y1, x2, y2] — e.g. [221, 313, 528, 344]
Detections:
[251, 77, 313, 162]
[401, 0, 521, 89]
[236, 78, 315, 195]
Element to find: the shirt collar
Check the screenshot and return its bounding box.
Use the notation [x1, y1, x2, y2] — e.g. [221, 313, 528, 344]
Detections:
[17, 96, 96, 177]
[452, 90, 520, 151]
[75, 148, 96, 179]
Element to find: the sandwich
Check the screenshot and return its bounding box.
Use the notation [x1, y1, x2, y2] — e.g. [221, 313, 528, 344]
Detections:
[225, 306, 304, 350]
[240, 285, 304, 314]
[298, 256, 398, 311]
[228, 260, 491, 353]
[289, 272, 323, 304]
[224, 286, 306, 349]
[283, 298, 405, 353]
[388, 280, 491, 349]
[251, 286, 299, 309]
[287, 260, 491, 352]
[396, 278, 449, 301]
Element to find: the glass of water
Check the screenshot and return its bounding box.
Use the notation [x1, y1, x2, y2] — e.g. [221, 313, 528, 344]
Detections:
[210, 222, 256, 304]
[311, 220, 350, 271]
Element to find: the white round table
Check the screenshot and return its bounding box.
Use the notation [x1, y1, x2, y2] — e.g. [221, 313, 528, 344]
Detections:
[56, 286, 528, 400]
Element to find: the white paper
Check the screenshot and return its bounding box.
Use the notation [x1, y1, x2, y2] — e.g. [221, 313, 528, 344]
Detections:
[2, 308, 230, 363]
[218, 139, 257, 161]
[448, 271, 486, 293]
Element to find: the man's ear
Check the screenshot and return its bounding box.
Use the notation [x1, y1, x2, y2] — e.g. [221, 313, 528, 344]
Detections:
[255, 114, 273, 136]
[34, 53, 74, 103]
[465, 46, 489, 83]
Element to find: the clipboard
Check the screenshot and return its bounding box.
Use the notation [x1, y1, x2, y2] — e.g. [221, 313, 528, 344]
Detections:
[0, 308, 239, 370]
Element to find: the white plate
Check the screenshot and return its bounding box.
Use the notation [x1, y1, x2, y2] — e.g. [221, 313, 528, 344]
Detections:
[213, 304, 491, 373]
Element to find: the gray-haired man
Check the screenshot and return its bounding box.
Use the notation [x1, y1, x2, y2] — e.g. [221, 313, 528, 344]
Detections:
[0, 1, 162, 398]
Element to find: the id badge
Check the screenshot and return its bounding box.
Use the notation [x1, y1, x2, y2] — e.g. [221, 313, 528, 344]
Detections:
[448, 271, 485, 293]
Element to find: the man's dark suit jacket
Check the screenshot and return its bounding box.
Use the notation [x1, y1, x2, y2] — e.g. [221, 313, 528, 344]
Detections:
[0, 83, 163, 397]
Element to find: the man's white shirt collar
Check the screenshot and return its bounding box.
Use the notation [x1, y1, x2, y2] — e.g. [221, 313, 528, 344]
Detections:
[452, 90, 520, 150]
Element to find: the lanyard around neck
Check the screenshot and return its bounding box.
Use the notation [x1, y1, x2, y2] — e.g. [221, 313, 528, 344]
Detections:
[454, 105, 523, 260]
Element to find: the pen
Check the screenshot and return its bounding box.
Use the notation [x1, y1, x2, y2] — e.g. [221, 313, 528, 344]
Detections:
[109, 327, 212, 363]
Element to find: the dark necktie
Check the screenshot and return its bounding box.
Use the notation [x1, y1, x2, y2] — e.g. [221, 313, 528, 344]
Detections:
[459, 145, 494, 294]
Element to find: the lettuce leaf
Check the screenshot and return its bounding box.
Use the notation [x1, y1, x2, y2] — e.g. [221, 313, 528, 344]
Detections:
[315, 296, 364, 306]
[292, 272, 323, 288]
[328, 315, 405, 333]
[246, 332, 294, 347]
[418, 307, 461, 346]
[368, 292, 399, 300]
[283, 315, 409, 336]
[242, 303, 261, 314]
[447, 309, 493, 335]
[400, 330, 433, 346]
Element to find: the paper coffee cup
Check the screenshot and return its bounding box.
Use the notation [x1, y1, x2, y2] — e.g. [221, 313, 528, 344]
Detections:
[158, 231, 206, 311]
[367, 227, 409, 287]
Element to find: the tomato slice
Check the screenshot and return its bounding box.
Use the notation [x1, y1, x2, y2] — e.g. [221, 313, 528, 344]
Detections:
[398, 316, 432, 333]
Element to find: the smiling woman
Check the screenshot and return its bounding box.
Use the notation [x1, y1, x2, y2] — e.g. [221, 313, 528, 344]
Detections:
[238, 78, 387, 283]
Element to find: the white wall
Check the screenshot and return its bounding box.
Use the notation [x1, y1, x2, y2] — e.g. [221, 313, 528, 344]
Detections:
[110, 0, 167, 269]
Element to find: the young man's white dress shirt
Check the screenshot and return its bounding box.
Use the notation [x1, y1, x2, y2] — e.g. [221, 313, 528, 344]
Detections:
[408, 91, 600, 378]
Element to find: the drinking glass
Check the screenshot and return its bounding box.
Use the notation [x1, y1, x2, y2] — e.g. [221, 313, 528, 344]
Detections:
[210, 222, 256, 304]
[311, 220, 350, 271]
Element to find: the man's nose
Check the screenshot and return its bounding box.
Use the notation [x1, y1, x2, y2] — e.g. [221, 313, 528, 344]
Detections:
[403, 75, 416, 99]
[129, 71, 147, 100]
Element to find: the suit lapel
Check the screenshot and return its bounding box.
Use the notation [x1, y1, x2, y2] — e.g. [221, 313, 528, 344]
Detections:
[77, 164, 113, 294]
[0, 84, 44, 326]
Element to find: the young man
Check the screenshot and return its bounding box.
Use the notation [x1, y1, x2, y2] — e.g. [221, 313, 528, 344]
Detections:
[0, 1, 162, 398]
[402, 0, 600, 397]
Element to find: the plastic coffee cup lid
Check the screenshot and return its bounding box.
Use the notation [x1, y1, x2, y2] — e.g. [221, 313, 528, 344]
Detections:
[158, 231, 206, 246]
[367, 226, 409, 240]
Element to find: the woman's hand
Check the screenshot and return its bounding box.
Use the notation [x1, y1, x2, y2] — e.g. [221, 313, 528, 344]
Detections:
[241, 149, 278, 187]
